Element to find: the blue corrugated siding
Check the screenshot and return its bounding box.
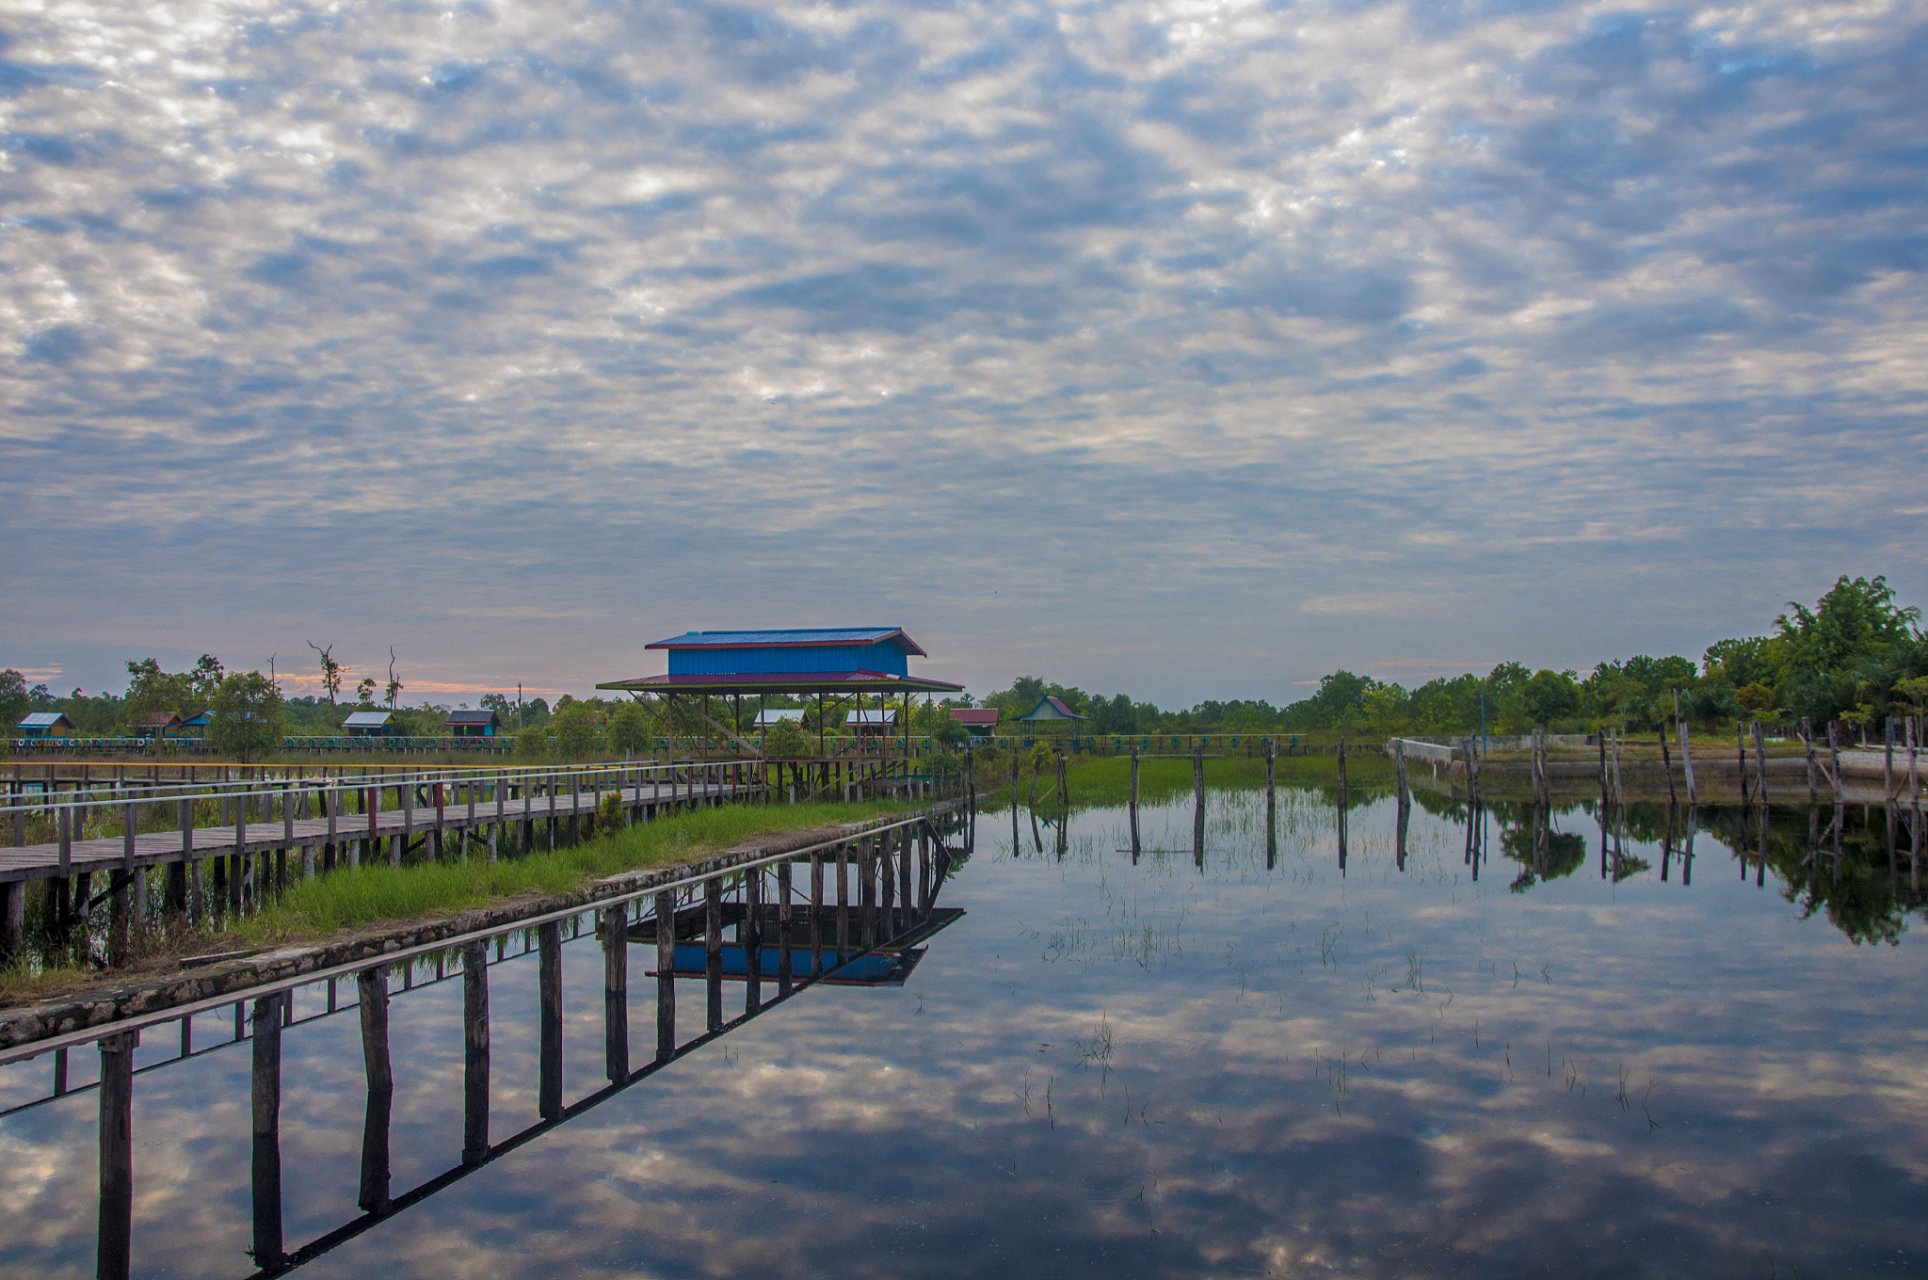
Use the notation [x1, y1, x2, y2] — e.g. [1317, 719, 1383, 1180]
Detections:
[668, 642, 908, 677]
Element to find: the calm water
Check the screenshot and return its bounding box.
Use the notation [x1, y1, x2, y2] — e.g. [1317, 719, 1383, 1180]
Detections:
[2, 787, 1924, 1278]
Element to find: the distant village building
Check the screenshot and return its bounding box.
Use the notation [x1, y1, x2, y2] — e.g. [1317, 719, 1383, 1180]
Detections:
[344, 710, 399, 738]
[755, 709, 804, 728]
[949, 708, 999, 739]
[447, 708, 500, 738]
[179, 710, 213, 737]
[133, 712, 183, 739]
[845, 708, 897, 739]
[1014, 696, 1090, 732]
[17, 712, 73, 739]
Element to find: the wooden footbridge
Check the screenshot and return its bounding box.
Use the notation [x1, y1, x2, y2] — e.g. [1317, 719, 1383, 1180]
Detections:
[0, 762, 766, 955]
[0, 805, 977, 1280]
[0, 757, 969, 958]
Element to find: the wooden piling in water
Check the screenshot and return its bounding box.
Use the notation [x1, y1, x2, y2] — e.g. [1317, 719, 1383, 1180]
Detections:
[744, 867, 762, 1015]
[1679, 724, 1697, 807]
[898, 827, 913, 937]
[654, 890, 676, 1063]
[604, 901, 628, 1082]
[1737, 723, 1750, 807]
[1192, 740, 1204, 809]
[97, 1029, 136, 1280]
[704, 878, 723, 1032]
[251, 994, 284, 1269]
[835, 845, 850, 965]
[1264, 739, 1276, 861]
[777, 859, 794, 994]
[538, 921, 563, 1122]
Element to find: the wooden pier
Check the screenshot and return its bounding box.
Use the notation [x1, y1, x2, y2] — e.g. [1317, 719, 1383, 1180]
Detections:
[0, 804, 976, 1280]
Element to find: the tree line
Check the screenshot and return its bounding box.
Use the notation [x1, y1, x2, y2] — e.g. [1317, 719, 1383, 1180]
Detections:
[5, 574, 1920, 756]
[960, 575, 1926, 740]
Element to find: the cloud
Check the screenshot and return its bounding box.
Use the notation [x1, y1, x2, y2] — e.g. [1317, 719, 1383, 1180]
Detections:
[0, 0, 1924, 703]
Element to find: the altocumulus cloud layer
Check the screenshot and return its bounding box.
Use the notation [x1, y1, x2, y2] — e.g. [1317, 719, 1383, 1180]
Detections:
[1, 0, 1924, 701]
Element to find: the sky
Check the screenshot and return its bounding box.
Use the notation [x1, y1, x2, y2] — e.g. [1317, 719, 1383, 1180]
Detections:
[1, 0, 1924, 708]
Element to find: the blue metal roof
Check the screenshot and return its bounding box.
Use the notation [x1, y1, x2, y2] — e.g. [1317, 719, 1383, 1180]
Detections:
[19, 712, 69, 728]
[646, 627, 927, 657]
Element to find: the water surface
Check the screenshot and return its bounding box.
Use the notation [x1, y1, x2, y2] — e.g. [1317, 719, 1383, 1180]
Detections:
[2, 788, 1923, 1278]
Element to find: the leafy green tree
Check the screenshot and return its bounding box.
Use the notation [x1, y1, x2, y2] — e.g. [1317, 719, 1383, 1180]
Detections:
[1521, 669, 1580, 726]
[547, 700, 605, 758]
[0, 669, 30, 735]
[607, 700, 654, 753]
[1736, 682, 1777, 716]
[124, 655, 224, 731]
[1702, 636, 1775, 689]
[1776, 575, 1921, 671]
[209, 672, 286, 762]
[766, 716, 809, 756]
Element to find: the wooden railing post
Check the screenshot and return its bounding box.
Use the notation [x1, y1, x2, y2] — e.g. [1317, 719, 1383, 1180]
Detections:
[463, 941, 490, 1165]
[97, 1029, 137, 1280]
[251, 994, 285, 1269]
[604, 901, 629, 1082]
[654, 890, 676, 1063]
[538, 921, 563, 1121]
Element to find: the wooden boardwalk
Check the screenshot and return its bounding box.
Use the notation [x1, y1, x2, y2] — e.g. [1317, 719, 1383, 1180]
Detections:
[0, 777, 750, 886]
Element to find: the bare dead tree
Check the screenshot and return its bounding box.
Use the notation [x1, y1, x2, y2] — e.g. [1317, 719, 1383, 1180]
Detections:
[307, 640, 344, 707]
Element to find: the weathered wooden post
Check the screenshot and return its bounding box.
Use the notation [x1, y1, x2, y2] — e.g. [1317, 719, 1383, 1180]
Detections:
[835, 844, 850, 964]
[1336, 739, 1348, 872]
[1265, 739, 1277, 867]
[1394, 740, 1410, 871]
[251, 994, 285, 1269]
[358, 967, 394, 1208]
[1679, 724, 1697, 806]
[113, 796, 135, 967]
[56, 799, 72, 935]
[396, 776, 411, 867]
[234, 791, 250, 914]
[704, 878, 723, 1032]
[654, 890, 676, 1063]
[604, 901, 629, 1082]
[97, 1029, 136, 1280]
[777, 858, 794, 993]
[916, 826, 930, 920]
[1192, 739, 1205, 809]
[539, 921, 563, 1121]
[744, 867, 763, 1015]
[1737, 722, 1750, 807]
[808, 853, 825, 978]
[859, 838, 878, 948]
[898, 826, 913, 937]
[1886, 716, 1897, 803]
[1660, 730, 1678, 806]
[491, 774, 504, 863]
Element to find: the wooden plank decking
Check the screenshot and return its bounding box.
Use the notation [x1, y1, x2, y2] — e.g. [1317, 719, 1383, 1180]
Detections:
[0, 779, 751, 884]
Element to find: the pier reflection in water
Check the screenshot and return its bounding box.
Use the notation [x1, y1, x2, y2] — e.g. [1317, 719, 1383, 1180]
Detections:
[2, 790, 1925, 1279]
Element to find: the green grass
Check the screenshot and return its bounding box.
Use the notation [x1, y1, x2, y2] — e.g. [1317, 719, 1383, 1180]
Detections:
[221, 799, 915, 946]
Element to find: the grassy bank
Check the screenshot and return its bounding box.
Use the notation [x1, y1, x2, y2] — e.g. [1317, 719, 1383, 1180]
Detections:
[1, 798, 917, 1005]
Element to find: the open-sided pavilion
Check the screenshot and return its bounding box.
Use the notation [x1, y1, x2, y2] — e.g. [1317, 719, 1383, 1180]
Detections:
[595, 627, 963, 760]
